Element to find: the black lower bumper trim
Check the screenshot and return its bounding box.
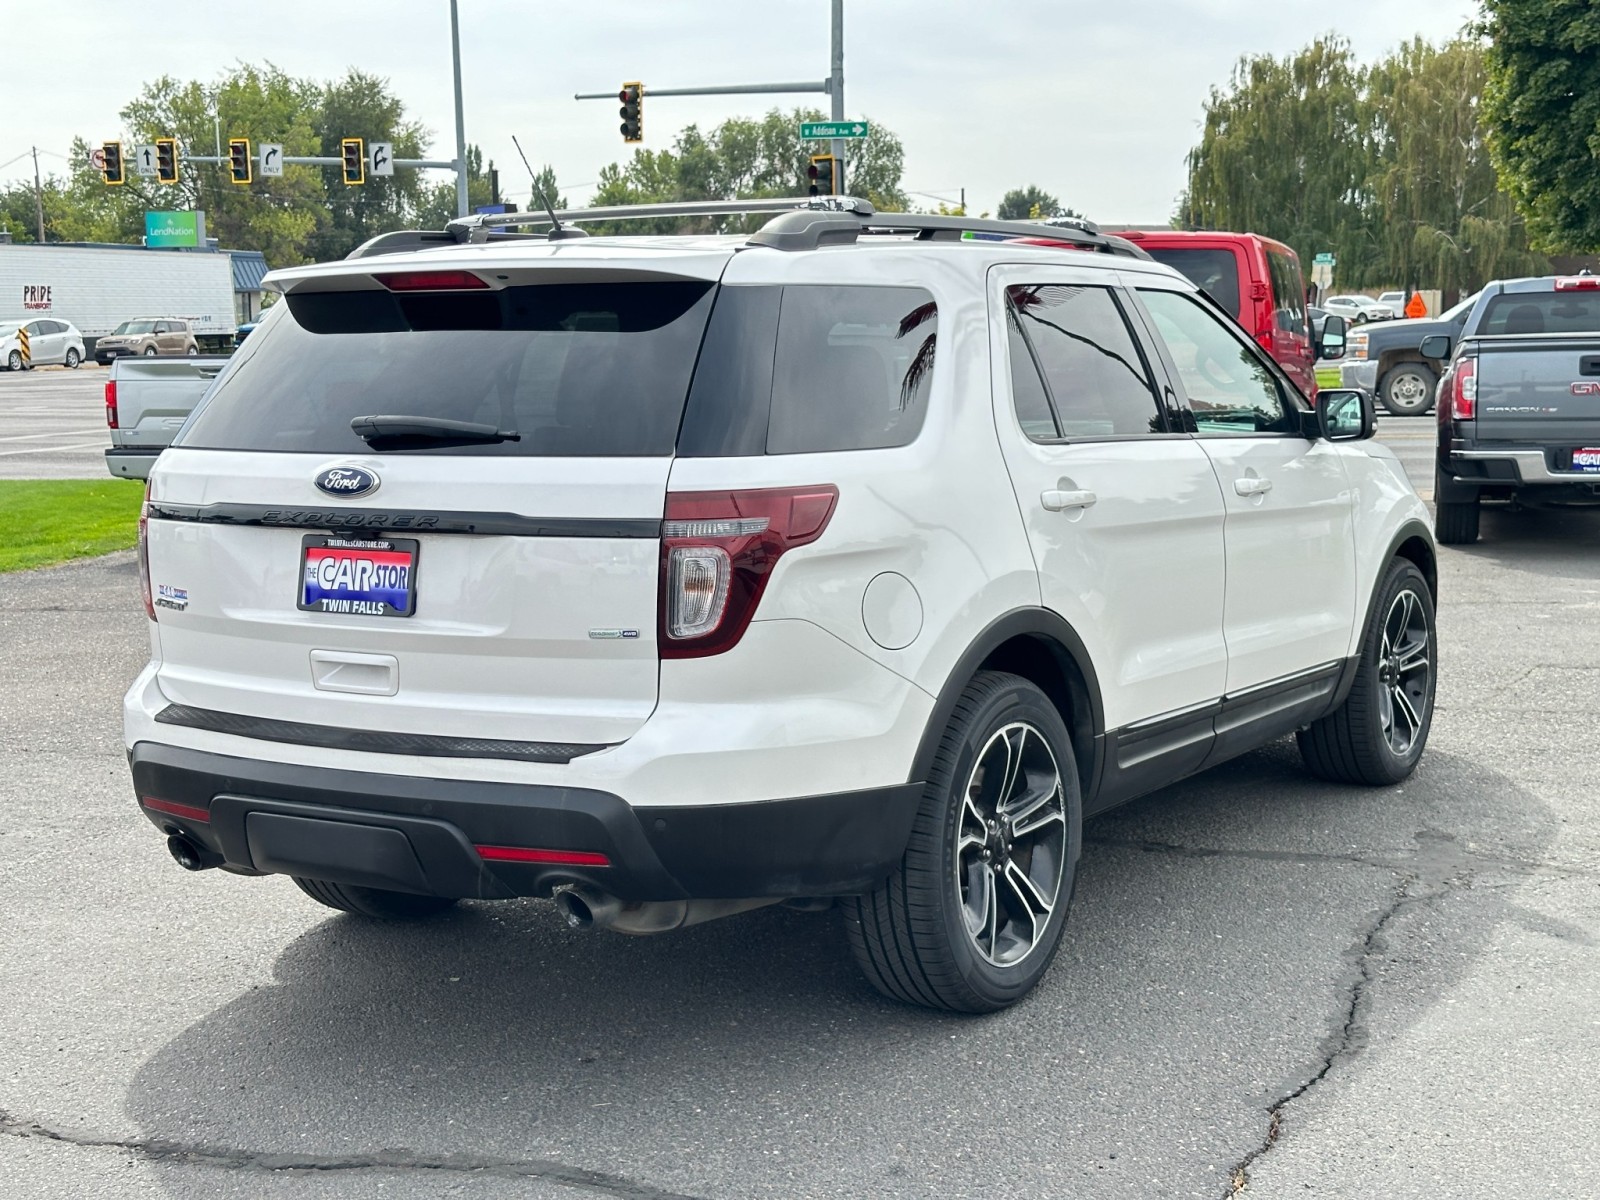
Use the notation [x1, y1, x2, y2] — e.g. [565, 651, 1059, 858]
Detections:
[154, 703, 605, 764]
[129, 742, 923, 901]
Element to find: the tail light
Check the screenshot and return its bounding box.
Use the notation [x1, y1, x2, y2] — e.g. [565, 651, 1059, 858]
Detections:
[375, 270, 489, 291]
[1449, 356, 1477, 420]
[138, 480, 154, 620]
[105, 380, 118, 429]
[659, 485, 839, 658]
[1554, 276, 1600, 291]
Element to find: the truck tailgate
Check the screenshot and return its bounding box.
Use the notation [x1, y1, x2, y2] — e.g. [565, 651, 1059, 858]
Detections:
[1475, 338, 1600, 442]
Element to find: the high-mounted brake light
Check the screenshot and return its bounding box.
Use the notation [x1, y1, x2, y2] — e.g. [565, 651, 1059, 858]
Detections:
[1554, 276, 1600, 291]
[104, 380, 118, 429]
[137, 479, 154, 620]
[1450, 356, 1477, 420]
[475, 845, 611, 866]
[375, 270, 490, 292]
[660, 485, 839, 658]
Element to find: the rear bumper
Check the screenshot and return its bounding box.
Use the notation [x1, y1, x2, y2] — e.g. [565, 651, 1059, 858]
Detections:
[106, 447, 161, 480]
[130, 741, 922, 901]
[95, 347, 134, 363]
[1449, 448, 1600, 485]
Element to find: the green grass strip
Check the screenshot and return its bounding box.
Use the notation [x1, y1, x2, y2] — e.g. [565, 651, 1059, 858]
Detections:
[1315, 367, 1342, 390]
[0, 479, 144, 574]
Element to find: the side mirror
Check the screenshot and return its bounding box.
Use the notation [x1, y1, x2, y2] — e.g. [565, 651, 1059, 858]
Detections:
[1317, 313, 1347, 360]
[1305, 387, 1374, 442]
[1420, 333, 1452, 361]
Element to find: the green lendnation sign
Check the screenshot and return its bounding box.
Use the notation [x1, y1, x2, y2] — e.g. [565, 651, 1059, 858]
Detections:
[800, 121, 870, 140]
[145, 210, 205, 248]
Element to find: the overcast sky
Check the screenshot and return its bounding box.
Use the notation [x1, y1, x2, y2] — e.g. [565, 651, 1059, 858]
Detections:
[3, 0, 1478, 227]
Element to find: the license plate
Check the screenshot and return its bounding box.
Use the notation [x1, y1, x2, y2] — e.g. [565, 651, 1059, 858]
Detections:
[1573, 448, 1600, 473]
[298, 535, 419, 617]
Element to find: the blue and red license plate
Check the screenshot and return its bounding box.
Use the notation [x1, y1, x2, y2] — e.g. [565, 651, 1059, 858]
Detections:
[298, 535, 419, 617]
[1571, 448, 1600, 473]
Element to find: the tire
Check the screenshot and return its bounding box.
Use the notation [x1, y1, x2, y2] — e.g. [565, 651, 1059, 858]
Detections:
[843, 671, 1082, 1013]
[1379, 362, 1437, 416]
[1352, 313, 1368, 325]
[64, 348, 80, 369]
[4, 351, 18, 372]
[143, 346, 157, 356]
[1434, 496, 1480, 545]
[1298, 559, 1436, 786]
[292, 876, 458, 919]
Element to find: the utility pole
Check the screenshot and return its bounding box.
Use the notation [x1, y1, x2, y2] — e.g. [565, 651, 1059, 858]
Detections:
[450, 0, 468, 218]
[830, 0, 845, 194]
[31, 146, 45, 243]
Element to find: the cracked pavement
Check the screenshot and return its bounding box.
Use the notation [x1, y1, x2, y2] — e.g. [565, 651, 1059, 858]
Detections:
[4, 498, 1600, 1198]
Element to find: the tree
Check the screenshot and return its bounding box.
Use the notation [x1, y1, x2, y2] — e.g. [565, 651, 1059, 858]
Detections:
[586, 108, 910, 233]
[1481, 0, 1600, 252]
[997, 186, 1078, 221]
[1180, 37, 1379, 281]
[1366, 38, 1544, 295]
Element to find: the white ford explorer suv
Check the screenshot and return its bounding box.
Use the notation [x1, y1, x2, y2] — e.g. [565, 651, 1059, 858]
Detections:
[124, 199, 1437, 1012]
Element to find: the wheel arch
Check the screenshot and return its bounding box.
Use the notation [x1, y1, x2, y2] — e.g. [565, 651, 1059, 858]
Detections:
[1386, 520, 1437, 603]
[909, 608, 1104, 804]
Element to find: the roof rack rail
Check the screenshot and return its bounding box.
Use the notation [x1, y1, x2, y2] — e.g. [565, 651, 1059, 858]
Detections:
[445, 196, 874, 242]
[440, 196, 1148, 258]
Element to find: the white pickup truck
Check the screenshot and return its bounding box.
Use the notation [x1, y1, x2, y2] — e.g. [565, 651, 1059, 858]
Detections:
[104, 356, 230, 480]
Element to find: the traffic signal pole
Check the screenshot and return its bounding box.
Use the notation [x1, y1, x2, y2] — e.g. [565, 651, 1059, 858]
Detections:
[575, 1, 848, 187]
[449, 0, 468, 219]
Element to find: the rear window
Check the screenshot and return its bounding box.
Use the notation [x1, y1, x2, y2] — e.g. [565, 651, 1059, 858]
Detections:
[1479, 292, 1600, 336]
[678, 284, 937, 456]
[1143, 248, 1241, 319]
[179, 282, 716, 457]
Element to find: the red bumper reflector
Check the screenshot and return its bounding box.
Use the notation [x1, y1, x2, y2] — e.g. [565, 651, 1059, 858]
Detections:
[142, 796, 211, 823]
[474, 845, 611, 866]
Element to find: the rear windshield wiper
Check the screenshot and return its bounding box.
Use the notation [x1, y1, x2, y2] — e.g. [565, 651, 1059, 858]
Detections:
[350, 414, 521, 451]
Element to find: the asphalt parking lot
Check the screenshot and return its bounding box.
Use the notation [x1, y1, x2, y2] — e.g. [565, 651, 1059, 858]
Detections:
[4, 392, 1598, 1199]
[0, 363, 116, 480]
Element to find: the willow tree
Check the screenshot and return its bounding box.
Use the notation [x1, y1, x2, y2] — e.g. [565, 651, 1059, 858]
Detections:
[1180, 37, 1378, 281]
[1367, 38, 1545, 294]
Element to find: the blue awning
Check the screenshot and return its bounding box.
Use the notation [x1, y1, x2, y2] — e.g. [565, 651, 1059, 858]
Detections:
[229, 251, 270, 293]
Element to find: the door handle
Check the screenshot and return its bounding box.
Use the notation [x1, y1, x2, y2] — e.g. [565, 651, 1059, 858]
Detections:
[1233, 477, 1273, 497]
[1041, 489, 1097, 511]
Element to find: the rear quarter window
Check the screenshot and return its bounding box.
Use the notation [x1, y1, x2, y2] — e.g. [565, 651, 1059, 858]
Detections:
[678, 284, 938, 456]
[1144, 247, 1242, 320]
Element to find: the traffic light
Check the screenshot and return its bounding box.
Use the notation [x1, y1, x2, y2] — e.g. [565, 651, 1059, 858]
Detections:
[807, 154, 837, 197]
[619, 83, 643, 143]
[154, 137, 179, 185]
[101, 142, 125, 186]
[228, 138, 252, 185]
[341, 137, 365, 185]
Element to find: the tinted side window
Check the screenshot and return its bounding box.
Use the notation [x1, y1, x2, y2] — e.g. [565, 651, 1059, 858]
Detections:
[1267, 249, 1306, 333]
[766, 285, 936, 454]
[1138, 289, 1293, 435]
[1005, 303, 1058, 440]
[1007, 284, 1163, 437]
[1145, 248, 1241, 319]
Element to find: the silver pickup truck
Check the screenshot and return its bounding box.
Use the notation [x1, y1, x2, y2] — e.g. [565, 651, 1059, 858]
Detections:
[104, 356, 229, 480]
[1429, 274, 1600, 544]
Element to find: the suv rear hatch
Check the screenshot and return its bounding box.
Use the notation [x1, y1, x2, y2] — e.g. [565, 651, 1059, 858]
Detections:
[144, 257, 727, 753]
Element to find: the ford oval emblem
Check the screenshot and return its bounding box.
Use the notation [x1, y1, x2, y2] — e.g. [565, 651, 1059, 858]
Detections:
[315, 466, 379, 498]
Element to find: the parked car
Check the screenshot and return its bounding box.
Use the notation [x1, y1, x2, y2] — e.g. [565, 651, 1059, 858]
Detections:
[1324, 295, 1397, 325]
[1103, 229, 1328, 398]
[1378, 291, 1406, 311]
[124, 201, 1436, 1013]
[103, 353, 232, 479]
[1430, 274, 1600, 544]
[93, 318, 199, 363]
[233, 319, 260, 347]
[1341, 292, 1480, 416]
[0, 317, 85, 370]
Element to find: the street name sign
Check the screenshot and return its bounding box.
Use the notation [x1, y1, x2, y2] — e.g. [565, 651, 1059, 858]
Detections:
[800, 121, 869, 140]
